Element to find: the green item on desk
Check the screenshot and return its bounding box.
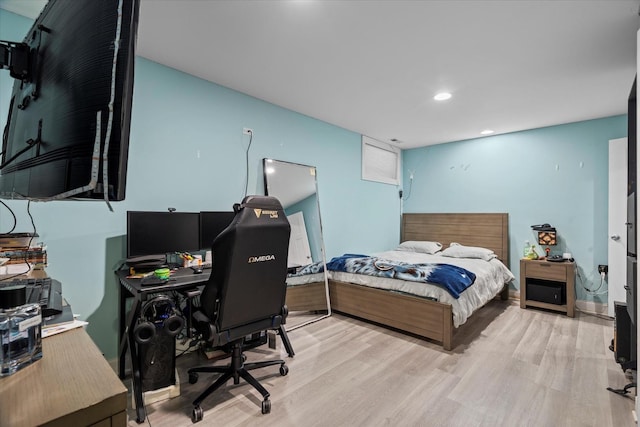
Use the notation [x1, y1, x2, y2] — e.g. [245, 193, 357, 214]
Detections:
[154, 268, 170, 280]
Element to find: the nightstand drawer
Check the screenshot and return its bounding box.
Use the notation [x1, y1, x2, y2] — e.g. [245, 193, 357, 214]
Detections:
[524, 262, 566, 282]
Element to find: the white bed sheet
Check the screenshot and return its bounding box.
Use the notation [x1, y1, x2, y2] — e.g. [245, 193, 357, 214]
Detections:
[287, 272, 325, 286]
[328, 250, 515, 328]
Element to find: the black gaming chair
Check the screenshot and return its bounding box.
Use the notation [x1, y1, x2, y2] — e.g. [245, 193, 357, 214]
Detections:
[187, 195, 291, 423]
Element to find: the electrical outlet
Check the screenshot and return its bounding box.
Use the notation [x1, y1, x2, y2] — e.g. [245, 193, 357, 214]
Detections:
[242, 127, 253, 135]
[598, 264, 608, 274]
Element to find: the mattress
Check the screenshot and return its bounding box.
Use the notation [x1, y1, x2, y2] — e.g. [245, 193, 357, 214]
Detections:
[287, 272, 325, 286]
[329, 250, 515, 327]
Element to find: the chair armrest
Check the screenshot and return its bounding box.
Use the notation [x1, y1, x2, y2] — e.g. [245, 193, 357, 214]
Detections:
[192, 310, 216, 343]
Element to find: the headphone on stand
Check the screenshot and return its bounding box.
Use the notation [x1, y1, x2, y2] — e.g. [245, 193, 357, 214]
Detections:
[133, 294, 184, 345]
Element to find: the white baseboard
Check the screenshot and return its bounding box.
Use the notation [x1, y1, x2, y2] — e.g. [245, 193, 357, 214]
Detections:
[575, 300, 611, 317]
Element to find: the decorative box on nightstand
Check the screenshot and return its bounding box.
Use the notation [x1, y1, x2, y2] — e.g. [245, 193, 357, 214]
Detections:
[520, 259, 575, 317]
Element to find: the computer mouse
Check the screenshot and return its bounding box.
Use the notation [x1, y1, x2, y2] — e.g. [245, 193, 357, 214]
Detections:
[191, 266, 203, 274]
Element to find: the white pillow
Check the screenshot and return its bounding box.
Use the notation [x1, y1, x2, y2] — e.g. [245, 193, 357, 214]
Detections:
[396, 240, 442, 255]
[441, 242, 496, 261]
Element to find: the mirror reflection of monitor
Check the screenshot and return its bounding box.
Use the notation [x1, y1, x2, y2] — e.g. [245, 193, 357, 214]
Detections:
[126, 212, 200, 258]
[199, 212, 235, 250]
[0, 0, 140, 201]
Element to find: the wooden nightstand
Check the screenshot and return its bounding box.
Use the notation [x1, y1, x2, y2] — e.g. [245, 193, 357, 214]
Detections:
[520, 259, 575, 317]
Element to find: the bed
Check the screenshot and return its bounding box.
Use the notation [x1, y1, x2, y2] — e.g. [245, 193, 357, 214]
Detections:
[328, 213, 513, 350]
[286, 269, 328, 312]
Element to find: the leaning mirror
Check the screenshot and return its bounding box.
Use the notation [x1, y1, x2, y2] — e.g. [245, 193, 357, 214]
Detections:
[263, 158, 330, 330]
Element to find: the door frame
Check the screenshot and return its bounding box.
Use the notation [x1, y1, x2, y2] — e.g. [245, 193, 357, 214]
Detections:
[609, 137, 628, 317]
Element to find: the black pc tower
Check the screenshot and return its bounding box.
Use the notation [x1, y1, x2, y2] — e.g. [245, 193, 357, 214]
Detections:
[139, 333, 176, 392]
[134, 295, 184, 392]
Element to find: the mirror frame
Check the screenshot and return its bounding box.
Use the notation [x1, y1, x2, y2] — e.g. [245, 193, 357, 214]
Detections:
[263, 158, 331, 330]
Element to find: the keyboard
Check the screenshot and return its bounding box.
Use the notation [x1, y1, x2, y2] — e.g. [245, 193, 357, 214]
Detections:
[0, 277, 63, 317]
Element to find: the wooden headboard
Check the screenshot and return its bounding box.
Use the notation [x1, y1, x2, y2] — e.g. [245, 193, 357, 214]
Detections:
[401, 213, 509, 268]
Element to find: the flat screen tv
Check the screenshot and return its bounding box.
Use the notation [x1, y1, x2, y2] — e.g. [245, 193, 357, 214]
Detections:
[0, 0, 140, 201]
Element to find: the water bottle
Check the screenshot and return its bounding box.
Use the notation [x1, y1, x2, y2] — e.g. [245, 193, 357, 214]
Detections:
[523, 240, 530, 259]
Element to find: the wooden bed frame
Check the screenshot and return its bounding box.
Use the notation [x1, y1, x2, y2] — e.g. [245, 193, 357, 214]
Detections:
[286, 281, 329, 312]
[329, 213, 510, 350]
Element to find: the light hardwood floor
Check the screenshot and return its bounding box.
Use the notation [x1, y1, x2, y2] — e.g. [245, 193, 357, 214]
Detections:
[127, 300, 635, 426]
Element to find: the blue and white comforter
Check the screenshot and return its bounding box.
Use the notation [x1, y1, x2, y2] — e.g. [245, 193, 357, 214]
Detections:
[326, 254, 475, 299]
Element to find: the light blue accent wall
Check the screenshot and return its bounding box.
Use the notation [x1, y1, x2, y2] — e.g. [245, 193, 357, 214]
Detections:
[0, 9, 400, 358]
[402, 116, 627, 304]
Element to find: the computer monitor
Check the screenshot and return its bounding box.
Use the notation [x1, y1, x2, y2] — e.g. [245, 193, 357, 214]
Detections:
[127, 211, 200, 258]
[199, 211, 235, 250]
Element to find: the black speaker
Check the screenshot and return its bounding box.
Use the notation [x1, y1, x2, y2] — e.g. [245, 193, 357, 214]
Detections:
[135, 295, 184, 391]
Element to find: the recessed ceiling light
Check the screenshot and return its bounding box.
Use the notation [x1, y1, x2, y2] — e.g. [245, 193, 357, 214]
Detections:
[480, 129, 494, 135]
[434, 92, 452, 101]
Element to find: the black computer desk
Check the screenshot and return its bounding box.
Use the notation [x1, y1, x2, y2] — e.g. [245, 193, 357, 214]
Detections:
[115, 267, 294, 424]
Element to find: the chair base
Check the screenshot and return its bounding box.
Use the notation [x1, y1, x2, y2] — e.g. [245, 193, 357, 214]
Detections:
[187, 340, 288, 423]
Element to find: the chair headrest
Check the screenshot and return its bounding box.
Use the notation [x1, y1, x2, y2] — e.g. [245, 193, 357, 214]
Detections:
[234, 195, 284, 213]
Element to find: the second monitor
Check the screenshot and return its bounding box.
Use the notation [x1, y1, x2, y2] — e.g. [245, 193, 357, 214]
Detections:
[199, 211, 235, 250]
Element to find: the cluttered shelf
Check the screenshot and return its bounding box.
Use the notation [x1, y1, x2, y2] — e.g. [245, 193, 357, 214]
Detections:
[0, 232, 85, 336]
[0, 232, 47, 275]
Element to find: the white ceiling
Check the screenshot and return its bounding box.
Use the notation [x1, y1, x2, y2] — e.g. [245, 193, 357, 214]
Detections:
[2, 0, 640, 149]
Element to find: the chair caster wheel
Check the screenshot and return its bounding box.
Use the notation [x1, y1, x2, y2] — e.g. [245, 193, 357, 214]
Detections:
[262, 399, 271, 414]
[189, 372, 199, 384]
[192, 406, 203, 423]
[279, 364, 288, 376]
